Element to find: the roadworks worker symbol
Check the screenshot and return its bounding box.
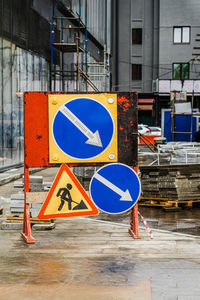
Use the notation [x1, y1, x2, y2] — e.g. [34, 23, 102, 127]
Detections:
[38, 164, 99, 219]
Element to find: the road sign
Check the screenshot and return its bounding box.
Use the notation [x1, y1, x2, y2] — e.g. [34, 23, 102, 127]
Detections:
[89, 163, 141, 214]
[38, 164, 99, 219]
[48, 94, 118, 163]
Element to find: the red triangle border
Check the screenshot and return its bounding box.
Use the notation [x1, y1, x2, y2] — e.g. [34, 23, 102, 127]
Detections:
[38, 164, 99, 219]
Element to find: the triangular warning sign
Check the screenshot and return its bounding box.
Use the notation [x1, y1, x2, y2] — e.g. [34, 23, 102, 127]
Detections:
[38, 164, 99, 219]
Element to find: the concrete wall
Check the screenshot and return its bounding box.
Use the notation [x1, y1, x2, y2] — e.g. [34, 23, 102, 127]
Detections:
[112, 0, 159, 92]
[131, 0, 143, 92]
[118, 0, 131, 91]
[159, 0, 200, 80]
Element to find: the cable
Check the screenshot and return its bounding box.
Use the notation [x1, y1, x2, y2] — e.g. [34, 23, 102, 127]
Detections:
[119, 59, 200, 76]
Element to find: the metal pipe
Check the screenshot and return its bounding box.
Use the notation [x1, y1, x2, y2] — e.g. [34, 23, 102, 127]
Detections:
[10, 1, 13, 160]
[85, 0, 88, 77]
[54, 16, 80, 19]
[50, 0, 55, 91]
[76, 34, 80, 92]
[78, 0, 81, 38]
[61, 17, 64, 91]
[0, 49, 3, 164]
[115, 0, 119, 91]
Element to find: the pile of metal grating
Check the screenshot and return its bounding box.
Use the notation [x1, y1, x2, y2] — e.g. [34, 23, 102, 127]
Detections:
[138, 142, 200, 166]
[140, 164, 200, 201]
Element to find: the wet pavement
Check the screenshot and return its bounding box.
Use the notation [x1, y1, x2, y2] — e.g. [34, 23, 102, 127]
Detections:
[139, 206, 200, 236]
[1, 214, 200, 299]
[1, 167, 200, 298]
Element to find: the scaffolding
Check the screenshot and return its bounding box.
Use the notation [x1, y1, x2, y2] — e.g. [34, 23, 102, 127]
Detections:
[50, 1, 109, 93]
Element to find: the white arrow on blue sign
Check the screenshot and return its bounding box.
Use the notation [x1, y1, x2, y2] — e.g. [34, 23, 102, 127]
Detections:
[89, 163, 141, 214]
[52, 97, 114, 160]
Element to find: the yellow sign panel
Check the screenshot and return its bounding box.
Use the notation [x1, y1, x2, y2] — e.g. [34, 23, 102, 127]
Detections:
[48, 94, 118, 163]
[38, 164, 99, 219]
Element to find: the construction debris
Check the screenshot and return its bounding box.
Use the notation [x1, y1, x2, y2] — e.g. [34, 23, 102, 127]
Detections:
[1, 221, 23, 230]
[32, 222, 56, 231]
[1, 216, 54, 231]
[11, 176, 51, 216]
[10, 193, 24, 213]
[73, 166, 97, 189]
[139, 197, 200, 208]
[14, 180, 52, 190]
[6, 215, 51, 224]
[22, 175, 43, 192]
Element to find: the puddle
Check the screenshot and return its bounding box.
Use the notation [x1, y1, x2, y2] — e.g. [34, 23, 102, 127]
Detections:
[93, 206, 200, 236]
[100, 261, 134, 274]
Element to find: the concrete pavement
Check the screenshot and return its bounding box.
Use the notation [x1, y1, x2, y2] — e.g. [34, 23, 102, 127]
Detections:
[1, 217, 200, 299]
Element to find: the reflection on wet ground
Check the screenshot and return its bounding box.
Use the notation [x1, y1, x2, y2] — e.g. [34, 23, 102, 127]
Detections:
[93, 206, 200, 236]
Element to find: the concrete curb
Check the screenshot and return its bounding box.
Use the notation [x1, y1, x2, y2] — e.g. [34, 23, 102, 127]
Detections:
[32, 222, 56, 231]
[0, 174, 23, 186]
[0, 168, 43, 186]
[1, 221, 23, 230]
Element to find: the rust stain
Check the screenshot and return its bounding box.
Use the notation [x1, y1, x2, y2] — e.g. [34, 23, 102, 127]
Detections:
[36, 135, 42, 140]
[117, 96, 131, 112]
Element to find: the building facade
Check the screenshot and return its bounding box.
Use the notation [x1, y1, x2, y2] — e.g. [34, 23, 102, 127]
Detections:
[0, 0, 111, 168]
[112, 0, 200, 124]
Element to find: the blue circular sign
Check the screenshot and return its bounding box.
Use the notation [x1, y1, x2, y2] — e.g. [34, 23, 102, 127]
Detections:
[52, 98, 114, 160]
[89, 163, 141, 214]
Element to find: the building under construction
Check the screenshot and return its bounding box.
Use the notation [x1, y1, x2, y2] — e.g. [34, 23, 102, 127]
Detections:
[0, 0, 111, 168]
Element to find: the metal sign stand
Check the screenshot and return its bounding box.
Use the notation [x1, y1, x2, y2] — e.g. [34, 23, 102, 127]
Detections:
[21, 91, 139, 243]
[21, 167, 35, 243]
[129, 205, 140, 239]
[129, 166, 140, 238]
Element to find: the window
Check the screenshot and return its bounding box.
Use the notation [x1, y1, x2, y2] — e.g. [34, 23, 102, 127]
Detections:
[173, 27, 190, 44]
[132, 28, 142, 44]
[172, 63, 189, 79]
[132, 64, 142, 80]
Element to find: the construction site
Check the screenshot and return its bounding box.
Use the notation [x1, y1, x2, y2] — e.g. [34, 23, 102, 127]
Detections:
[1, 0, 200, 299]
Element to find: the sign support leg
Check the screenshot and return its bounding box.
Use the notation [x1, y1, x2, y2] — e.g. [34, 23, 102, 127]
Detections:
[129, 204, 140, 239]
[21, 167, 35, 243]
[129, 165, 140, 239]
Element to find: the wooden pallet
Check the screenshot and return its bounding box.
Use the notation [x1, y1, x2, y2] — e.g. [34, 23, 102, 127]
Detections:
[139, 197, 200, 208]
[6, 215, 51, 224]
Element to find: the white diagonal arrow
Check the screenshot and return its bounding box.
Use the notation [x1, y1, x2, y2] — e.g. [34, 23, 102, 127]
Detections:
[94, 173, 133, 201]
[59, 105, 103, 147]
